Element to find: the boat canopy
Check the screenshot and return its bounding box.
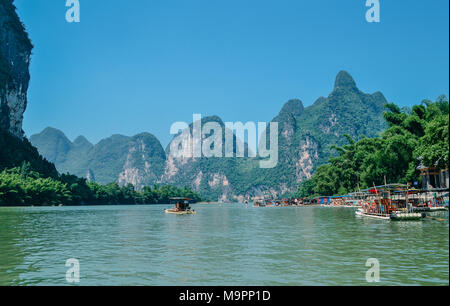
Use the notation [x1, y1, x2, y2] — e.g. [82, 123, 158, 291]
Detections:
[347, 191, 371, 197]
[361, 184, 407, 191]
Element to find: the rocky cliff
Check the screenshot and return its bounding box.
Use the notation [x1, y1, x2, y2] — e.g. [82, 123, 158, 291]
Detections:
[0, 2, 57, 177]
[160, 115, 251, 202]
[0, 0, 32, 138]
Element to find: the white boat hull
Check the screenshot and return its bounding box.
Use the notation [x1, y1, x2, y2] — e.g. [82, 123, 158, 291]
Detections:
[356, 209, 424, 221]
[355, 210, 391, 220]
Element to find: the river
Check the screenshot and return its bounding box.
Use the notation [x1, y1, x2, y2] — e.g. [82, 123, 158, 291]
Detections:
[0, 205, 448, 285]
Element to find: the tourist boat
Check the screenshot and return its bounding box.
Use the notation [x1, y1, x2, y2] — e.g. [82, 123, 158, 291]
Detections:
[405, 188, 449, 213]
[165, 197, 196, 215]
[355, 184, 425, 221]
[427, 190, 448, 212]
[356, 206, 424, 221]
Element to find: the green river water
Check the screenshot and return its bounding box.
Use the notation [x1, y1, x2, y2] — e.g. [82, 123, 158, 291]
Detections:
[0, 205, 448, 286]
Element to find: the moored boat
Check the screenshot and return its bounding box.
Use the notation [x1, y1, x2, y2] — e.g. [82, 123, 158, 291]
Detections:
[356, 208, 425, 221]
[253, 201, 266, 207]
[407, 188, 449, 214]
[355, 184, 426, 221]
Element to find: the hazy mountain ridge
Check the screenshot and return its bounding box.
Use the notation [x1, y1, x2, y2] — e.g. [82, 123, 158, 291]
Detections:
[30, 128, 166, 189]
[30, 71, 388, 200]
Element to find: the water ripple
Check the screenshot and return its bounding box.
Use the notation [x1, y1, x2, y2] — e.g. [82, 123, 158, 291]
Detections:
[0, 205, 448, 285]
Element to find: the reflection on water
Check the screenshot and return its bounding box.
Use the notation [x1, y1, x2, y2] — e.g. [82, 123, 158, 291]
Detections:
[0, 205, 448, 285]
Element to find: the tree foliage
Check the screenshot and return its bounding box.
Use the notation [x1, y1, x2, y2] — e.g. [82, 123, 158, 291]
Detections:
[0, 128, 58, 178]
[0, 162, 202, 206]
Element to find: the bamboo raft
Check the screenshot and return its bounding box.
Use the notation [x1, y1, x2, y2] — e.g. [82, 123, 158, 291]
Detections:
[165, 209, 196, 215]
[165, 197, 196, 215]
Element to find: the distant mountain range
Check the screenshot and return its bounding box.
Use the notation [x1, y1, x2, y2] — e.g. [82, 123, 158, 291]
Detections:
[30, 129, 166, 188]
[30, 71, 387, 201]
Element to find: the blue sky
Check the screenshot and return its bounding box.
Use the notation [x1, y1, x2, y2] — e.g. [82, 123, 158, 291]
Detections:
[15, 0, 449, 146]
